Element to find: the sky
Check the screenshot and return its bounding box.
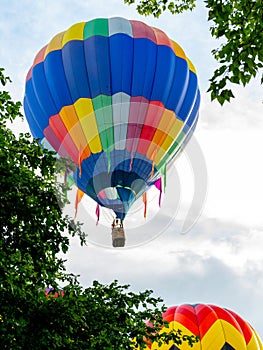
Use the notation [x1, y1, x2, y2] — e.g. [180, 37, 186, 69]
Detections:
[1, 0, 263, 339]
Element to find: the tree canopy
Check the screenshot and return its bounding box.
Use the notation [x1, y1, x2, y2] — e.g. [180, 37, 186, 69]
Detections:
[0, 69, 198, 349]
[0, 68, 83, 292]
[123, 0, 263, 104]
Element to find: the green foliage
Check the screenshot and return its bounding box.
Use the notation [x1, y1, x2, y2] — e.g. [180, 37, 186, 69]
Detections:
[0, 280, 198, 349]
[0, 68, 22, 124]
[0, 69, 197, 349]
[123, 0, 263, 104]
[0, 73, 84, 291]
[206, 0, 263, 104]
[0, 69, 83, 347]
[124, 0, 196, 17]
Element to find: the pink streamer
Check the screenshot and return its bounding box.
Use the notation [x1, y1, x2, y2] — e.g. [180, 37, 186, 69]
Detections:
[154, 178, 162, 207]
[95, 204, 100, 225]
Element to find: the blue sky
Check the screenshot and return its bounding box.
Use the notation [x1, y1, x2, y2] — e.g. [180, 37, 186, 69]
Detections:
[1, 0, 263, 338]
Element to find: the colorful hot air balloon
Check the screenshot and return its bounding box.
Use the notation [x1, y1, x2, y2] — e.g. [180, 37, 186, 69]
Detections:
[24, 17, 200, 246]
[145, 304, 263, 349]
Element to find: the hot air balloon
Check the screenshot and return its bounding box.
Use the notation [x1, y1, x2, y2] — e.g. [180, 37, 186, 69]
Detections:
[24, 17, 200, 247]
[144, 304, 263, 349]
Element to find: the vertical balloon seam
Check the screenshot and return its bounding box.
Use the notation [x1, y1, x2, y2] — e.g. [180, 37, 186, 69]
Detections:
[110, 19, 129, 194]
[23, 94, 44, 140]
[130, 21, 159, 169]
[126, 60, 139, 167]
[141, 56, 170, 182]
[44, 36, 73, 109]
[169, 88, 200, 168]
[170, 85, 198, 158]
[127, 21, 155, 205]
[99, 20, 114, 157]
[163, 45, 189, 163]
[150, 28, 178, 167]
[60, 26, 92, 164]
[177, 304, 200, 336]
[131, 21, 157, 170]
[29, 47, 55, 138]
[62, 23, 102, 155]
[212, 305, 249, 347]
[112, 94, 130, 196]
[83, 23, 104, 148]
[151, 62, 190, 168]
[150, 110, 174, 166]
[206, 305, 228, 343]
[56, 79, 87, 163]
[83, 20, 109, 188]
[168, 40, 188, 113]
[177, 70, 198, 121]
[32, 63, 61, 152]
[253, 328, 263, 349]
[226, 308, 257, 347]
[126, 20, 137, 160]
[33, 38, 63, 154]
[147, 27, 167, 167]
[157, 80, 198, 171]
[191, 305, 202, 348]
[43, 34, 81, 161]
[159, 92, 200, 171]
[123, 23, 134, 196]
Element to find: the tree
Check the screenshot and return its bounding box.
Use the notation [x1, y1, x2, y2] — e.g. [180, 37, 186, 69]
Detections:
[2, 280, 199, 349]
[0, 69, 198, 349]
[0, 68, 84, 290]
[123, 0, 263, 104]
[0, 67, 83, 347]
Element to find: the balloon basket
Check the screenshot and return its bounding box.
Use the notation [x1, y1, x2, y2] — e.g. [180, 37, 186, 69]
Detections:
[112, 227, 125, 247]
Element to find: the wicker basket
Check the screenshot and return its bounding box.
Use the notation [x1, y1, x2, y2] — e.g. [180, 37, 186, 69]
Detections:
[112, 227, 125, 247]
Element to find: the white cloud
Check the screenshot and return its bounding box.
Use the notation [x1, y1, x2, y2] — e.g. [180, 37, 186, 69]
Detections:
[64, 216, 263, 335]
[200, 76, 263, 130]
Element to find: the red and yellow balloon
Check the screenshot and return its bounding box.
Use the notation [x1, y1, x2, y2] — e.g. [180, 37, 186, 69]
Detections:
[146, 304, 263, 349]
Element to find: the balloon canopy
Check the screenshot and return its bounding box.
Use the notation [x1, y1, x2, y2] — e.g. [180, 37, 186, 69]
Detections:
[146, 304, 263, 349]
[24, 17, 200, 220]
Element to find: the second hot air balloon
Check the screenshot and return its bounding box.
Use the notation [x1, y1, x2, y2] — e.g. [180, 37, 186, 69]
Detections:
[144, 304, 263, 349]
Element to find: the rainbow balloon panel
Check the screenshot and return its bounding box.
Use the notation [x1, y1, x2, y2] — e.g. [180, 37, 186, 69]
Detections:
[147, 304, 263, 349]
[24, 17, 200, 219]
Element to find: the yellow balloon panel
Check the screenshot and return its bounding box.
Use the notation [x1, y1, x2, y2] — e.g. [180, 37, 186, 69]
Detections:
[201, 320, 247, 349]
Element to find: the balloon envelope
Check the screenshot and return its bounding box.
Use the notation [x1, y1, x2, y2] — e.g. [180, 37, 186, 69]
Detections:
[24, 17, 200, 220]
[147, 304, 263, 349]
